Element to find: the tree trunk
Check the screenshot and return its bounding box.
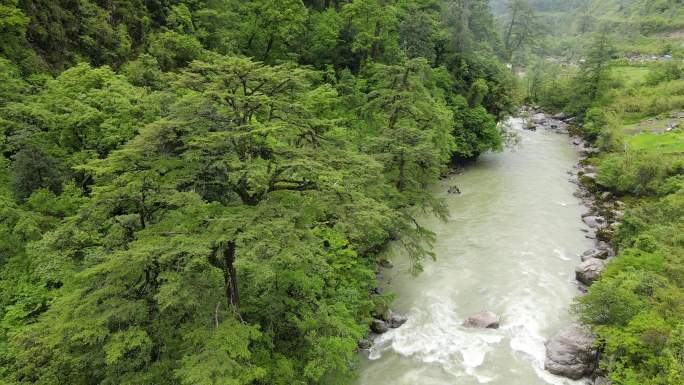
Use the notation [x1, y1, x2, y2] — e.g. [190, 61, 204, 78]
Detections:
[371, 20, 382, 61]
[396, 151, 406, 192]
[222, 241, 241, 314]
[263, 34, 275, 61]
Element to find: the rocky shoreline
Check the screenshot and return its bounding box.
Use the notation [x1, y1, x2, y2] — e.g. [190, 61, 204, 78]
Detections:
[525, 106, 620, 385]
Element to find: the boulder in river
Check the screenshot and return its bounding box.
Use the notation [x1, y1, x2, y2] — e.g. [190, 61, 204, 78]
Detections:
[379, 259, 393, 269]
[544, 324, 597, 380]
[358, 339, 372, 350]
[387, 311, 408, 328]
[462, 310, 500, 329]
[371, 319, 389, 334]
[576, 258, 605, 285]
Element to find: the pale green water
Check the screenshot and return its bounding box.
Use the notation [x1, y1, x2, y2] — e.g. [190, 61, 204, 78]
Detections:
[356, 119, 593, 385]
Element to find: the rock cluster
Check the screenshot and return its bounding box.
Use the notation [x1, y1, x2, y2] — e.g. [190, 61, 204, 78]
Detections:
[566, 137, 628, 291]
[359, 310, 409, 350]
[521, 106, 573, 133]
[369, 311, 408, 334]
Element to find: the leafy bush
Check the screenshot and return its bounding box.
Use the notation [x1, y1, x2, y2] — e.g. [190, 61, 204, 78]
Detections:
[583, 107, 608, 141]
[645, 62, 684, 86]
[596, 152, 683, 196]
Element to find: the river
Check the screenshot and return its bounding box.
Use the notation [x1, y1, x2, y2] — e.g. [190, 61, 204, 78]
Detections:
[356, 118, 593, 385]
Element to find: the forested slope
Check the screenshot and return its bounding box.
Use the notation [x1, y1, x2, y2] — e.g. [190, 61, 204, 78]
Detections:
[0, 1, 517, 384]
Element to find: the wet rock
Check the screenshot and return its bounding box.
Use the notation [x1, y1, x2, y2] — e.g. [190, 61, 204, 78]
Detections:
[463, 310, 500, 329]
[581, 173, 597, 184]
[358, 339, 372, 349]
[594, 376, 610, 385]
[582, 216, 605, 229]
[371, 319, 389, 334]
[387, 311, 408, 328]
[379, 259, 393, 269]
[599, 191, 612, 201]
[573, 138, 583, 145]
[613, 210, 625, 219]
[447, 185, 462, 194]
[553, 112, 569, 120]
[532, 113, 548, 124]
[545, 324, 598, 380]
[596, 242, 615, 258]
[576, 258, 605, 285]
[580, 249, 608, 261]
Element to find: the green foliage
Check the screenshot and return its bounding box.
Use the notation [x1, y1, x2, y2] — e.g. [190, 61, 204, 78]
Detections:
[451, 95, 502, 159]
[583, 107, 609, 141]
[0, 1, 520, 384]
[147, 31, 204, 71]
[596, 151, 684, 196]
[645, 61, 684, 86]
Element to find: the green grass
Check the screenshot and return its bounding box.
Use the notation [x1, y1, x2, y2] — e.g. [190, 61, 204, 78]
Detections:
[612, 65, 652, 86]
[627, 131, 684, 153]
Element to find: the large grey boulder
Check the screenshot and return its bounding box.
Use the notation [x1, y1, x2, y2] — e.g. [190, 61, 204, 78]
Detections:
[576, 258, 606, 285]
[545, 325, 597, 380]
[463, 310, 500, 329]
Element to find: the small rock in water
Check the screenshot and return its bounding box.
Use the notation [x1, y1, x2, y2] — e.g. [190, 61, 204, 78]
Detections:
[462, 310, 500, 329]
[447, 185, 462, 194]
[379, 259, 393, 269]
[358, 339, 372, 350]
[544, 324, 597, 380]
[370, 319, 389, 334]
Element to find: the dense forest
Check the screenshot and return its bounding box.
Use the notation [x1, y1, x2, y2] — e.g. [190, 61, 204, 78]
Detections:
[0, 1, 518, 384]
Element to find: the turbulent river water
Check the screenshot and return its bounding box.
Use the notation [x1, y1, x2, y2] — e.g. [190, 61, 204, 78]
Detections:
[356, 118, 594, 385]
